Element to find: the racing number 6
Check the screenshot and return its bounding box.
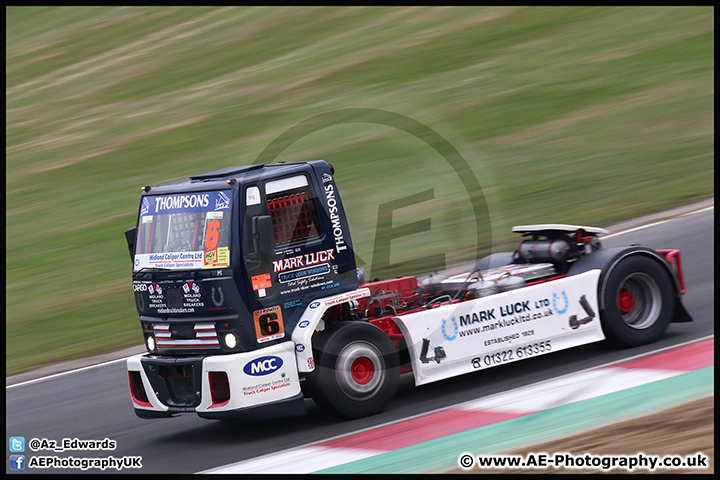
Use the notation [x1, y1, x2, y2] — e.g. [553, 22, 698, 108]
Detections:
[259, 312, 281, 336]
[253, 307, 285, 342]
[205, 220, 220, 249]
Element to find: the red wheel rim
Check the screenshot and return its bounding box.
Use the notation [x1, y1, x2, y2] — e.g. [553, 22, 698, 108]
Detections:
[351, 356, 375, 385]
[618, 289, 635, 314]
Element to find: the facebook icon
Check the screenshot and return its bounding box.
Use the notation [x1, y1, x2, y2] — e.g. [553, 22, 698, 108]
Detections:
[9, 455, 25, 470]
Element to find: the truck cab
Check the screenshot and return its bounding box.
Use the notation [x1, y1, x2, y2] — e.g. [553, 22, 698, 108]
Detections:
[126, 160, 359, 419]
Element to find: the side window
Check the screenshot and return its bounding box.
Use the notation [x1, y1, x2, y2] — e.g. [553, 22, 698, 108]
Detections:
[264, 175, 323, 247]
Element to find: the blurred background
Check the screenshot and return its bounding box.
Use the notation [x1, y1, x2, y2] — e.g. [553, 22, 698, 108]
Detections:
[6, 6, 713, 375]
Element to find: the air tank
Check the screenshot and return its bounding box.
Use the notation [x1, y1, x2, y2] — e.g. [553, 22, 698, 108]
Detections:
[518, 239, 570, 262]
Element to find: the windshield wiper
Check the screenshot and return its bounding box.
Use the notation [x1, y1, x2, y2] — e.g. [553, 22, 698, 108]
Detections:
[134, 266, 171, 273]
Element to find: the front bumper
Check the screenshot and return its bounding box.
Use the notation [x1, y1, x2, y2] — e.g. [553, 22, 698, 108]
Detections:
[127, 341, 303, 419]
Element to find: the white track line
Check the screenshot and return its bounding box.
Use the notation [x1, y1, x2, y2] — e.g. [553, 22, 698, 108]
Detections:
[681, 205, 714, 216]
[601, 204, 713, 240]
[6, 357, 129, 389]
[203, 446, 386, 474]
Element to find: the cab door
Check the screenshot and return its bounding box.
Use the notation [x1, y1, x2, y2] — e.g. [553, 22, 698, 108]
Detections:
[242, 172, 333, 346]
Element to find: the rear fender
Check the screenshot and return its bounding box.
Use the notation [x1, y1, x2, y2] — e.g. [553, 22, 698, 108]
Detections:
[567, 246, 691, 323]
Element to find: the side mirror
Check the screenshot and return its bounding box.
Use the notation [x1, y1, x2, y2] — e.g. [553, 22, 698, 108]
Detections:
[124, 227, 137, 263]
[252, 215, 274, 258]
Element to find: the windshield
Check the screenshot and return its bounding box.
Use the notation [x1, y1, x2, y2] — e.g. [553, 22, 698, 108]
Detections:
[134, 190, 232, 271]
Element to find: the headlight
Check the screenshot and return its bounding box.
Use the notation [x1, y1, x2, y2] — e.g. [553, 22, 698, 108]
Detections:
[224, 333, 237, 349]
[146, 335, 156, 352]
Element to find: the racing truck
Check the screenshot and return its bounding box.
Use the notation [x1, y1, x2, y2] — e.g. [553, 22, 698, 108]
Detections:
[124, 160, 691, 420]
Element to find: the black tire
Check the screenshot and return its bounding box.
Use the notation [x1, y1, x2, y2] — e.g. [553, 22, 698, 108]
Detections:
[600, 255, 675, 347]
[307, 322, 399, 419]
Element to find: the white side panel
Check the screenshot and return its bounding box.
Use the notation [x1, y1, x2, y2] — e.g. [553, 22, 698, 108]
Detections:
[393, 270, 604, 386]
[197, 342, 300, 413]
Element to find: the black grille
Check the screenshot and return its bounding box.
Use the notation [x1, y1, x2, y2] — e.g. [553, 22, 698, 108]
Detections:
[164, 366, 196, 406]
[141, 357, 204, 408]
[171, 324, 195, 340]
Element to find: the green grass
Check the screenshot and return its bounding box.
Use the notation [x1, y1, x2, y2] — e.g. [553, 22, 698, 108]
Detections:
[6, 6, 714, 375]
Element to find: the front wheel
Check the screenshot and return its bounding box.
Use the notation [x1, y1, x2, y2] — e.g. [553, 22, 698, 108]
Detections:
[307, 322, 399, 419]
[600, 255, 675, 347]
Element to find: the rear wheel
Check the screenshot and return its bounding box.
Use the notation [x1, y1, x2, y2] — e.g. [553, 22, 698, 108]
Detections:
[600, 255, 675, 347]
[307, 322, 399, 418]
